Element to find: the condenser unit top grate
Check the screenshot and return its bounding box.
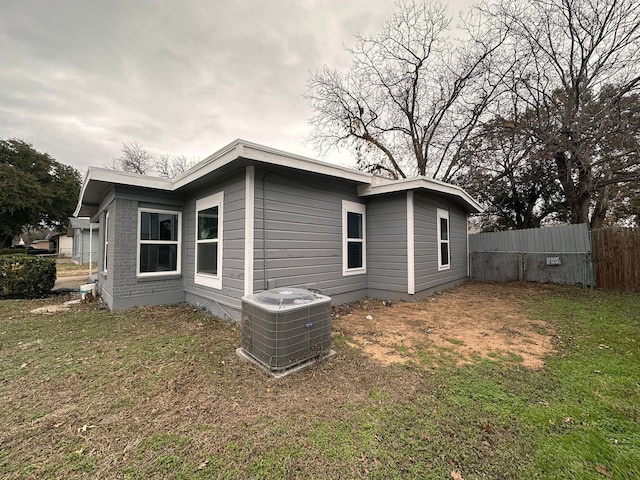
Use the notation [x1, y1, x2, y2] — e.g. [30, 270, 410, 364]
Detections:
[249, 288, 325, 311]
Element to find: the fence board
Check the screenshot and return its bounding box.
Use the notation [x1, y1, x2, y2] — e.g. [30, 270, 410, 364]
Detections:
[469, 224, 595, 287]
[593, 227, 640, 292]
[470, 224, 591, 253]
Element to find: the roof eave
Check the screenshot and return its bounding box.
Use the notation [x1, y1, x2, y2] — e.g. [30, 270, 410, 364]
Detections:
[173, 139, 372, 189]
[357, 177, 484, 213]
[73, 167, 173, 217]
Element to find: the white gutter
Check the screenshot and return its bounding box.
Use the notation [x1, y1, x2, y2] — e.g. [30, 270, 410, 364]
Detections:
[174, 139, 371, 190]
[75, 139, 373, 217]
[74, 167, 173, 217]
[357, 177, 483, 213]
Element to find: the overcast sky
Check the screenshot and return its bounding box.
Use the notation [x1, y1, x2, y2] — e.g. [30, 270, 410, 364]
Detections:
[1, 0, 474, 175]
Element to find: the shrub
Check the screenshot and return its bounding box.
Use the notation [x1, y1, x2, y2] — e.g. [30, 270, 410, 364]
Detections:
[0, 255, 56, 297]
[0, 248, 26, 256]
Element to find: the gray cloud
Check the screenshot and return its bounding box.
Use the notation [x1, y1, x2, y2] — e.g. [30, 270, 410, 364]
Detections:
[0, 0, 471, 174]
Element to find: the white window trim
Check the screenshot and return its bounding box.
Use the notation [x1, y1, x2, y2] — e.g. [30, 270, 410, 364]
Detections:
[342, 200, 366, 276]
[195, 191, 224, 289]
[103, 211, 109, 273]
[437, 208, 450, 271]
[136, 207, 182, 277]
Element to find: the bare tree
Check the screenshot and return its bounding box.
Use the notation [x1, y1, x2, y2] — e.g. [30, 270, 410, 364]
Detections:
[479, 0, 640, 227]
[109, 141, 154, 175]
[306, 0, 506, 180]
[156, 154, 193, 179]
[107, 142, 196, 179]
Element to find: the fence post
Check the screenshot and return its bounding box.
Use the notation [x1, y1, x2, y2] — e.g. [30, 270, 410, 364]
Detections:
[518, 253, 523, 282]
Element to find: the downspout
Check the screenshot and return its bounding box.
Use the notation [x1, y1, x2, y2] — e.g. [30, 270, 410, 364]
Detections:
[88, 224, 93, 278]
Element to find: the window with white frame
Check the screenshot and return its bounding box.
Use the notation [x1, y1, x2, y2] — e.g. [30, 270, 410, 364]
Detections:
[103, 211, 109, 273]
[342, 200, 366, 275]
[437, 208, 450, 271]
[195, 192, 223, 289]
[137, 208, 181, 276]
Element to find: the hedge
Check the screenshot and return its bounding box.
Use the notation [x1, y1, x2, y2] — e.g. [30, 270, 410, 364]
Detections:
[0, 248, 26, 256]
[0, 255, 56, 297]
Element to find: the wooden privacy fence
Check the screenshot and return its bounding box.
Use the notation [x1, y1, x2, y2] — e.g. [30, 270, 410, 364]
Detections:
[592, 227, 640, 292]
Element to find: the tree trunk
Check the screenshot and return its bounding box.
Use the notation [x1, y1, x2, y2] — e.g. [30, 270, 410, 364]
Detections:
[1, 234, 13, 249]
[570, 193, 591, 225]
[590, 183, 612, 229]
[554, 151, 593, 225]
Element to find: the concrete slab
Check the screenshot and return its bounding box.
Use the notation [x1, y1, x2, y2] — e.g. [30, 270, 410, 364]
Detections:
[236, 348, 336, 378]
[54, 275, 89, 291]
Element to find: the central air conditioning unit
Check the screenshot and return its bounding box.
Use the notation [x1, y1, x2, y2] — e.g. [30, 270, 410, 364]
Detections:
[239, 288, 333, 376]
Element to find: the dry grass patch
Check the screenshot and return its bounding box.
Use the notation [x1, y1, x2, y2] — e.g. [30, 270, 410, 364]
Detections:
[333, 281, 555, 369]
[3, 283, 637, 479]
[55, 258, 96, 277]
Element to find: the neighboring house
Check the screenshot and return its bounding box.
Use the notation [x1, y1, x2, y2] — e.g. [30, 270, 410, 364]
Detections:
[58, 234, 73, 257]
[32, 233, 62, 253]
[74, 139, 482, 320]
[67, 217, 99, 264]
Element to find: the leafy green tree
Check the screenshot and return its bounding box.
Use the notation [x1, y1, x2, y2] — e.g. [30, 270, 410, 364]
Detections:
[456, 117, 566, 231]
[456, 84, 640, 230]
[0, 139, 81, 248]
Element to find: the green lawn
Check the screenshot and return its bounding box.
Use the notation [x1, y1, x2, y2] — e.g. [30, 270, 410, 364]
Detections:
[0, 284, 638, 479]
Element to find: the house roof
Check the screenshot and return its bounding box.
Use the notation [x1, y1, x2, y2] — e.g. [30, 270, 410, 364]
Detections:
[358, 176, 483, 213]
[74, 169, 173, 217]
[74, 139, 482, 216]
[67, 217, 100, 236]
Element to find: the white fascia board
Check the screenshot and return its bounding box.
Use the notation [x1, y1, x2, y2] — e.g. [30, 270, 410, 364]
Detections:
[87, 167, 174, 189]
[73, 167, 173, 217]
[174, 139, 372, 189]
[76, 139, 373, 217]
[357, 177, 484, 213]
[172, 140, 243, 190]
[74, 173, 92, 217]
[239, 140, 372, 183]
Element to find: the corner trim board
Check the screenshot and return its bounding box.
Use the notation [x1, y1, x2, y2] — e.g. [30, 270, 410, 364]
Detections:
[407, 191, 415, 295]
[244, 166, 255, 296]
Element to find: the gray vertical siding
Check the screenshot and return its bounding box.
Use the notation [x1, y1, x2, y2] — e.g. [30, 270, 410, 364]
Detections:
[183, 171, 246, 318]
[253, 168, 366, 303]
[414, 193, 469, 293]
[366, 193, 408, 297]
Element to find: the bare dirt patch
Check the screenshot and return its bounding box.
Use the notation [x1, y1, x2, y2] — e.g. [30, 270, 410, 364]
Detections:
[30, 299, 82, 314]
[333, 281, 555, 369]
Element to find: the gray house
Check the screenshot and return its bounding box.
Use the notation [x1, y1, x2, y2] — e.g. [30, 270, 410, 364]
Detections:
[67, 217, 99, 264]
[74, 140, 481, 320]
